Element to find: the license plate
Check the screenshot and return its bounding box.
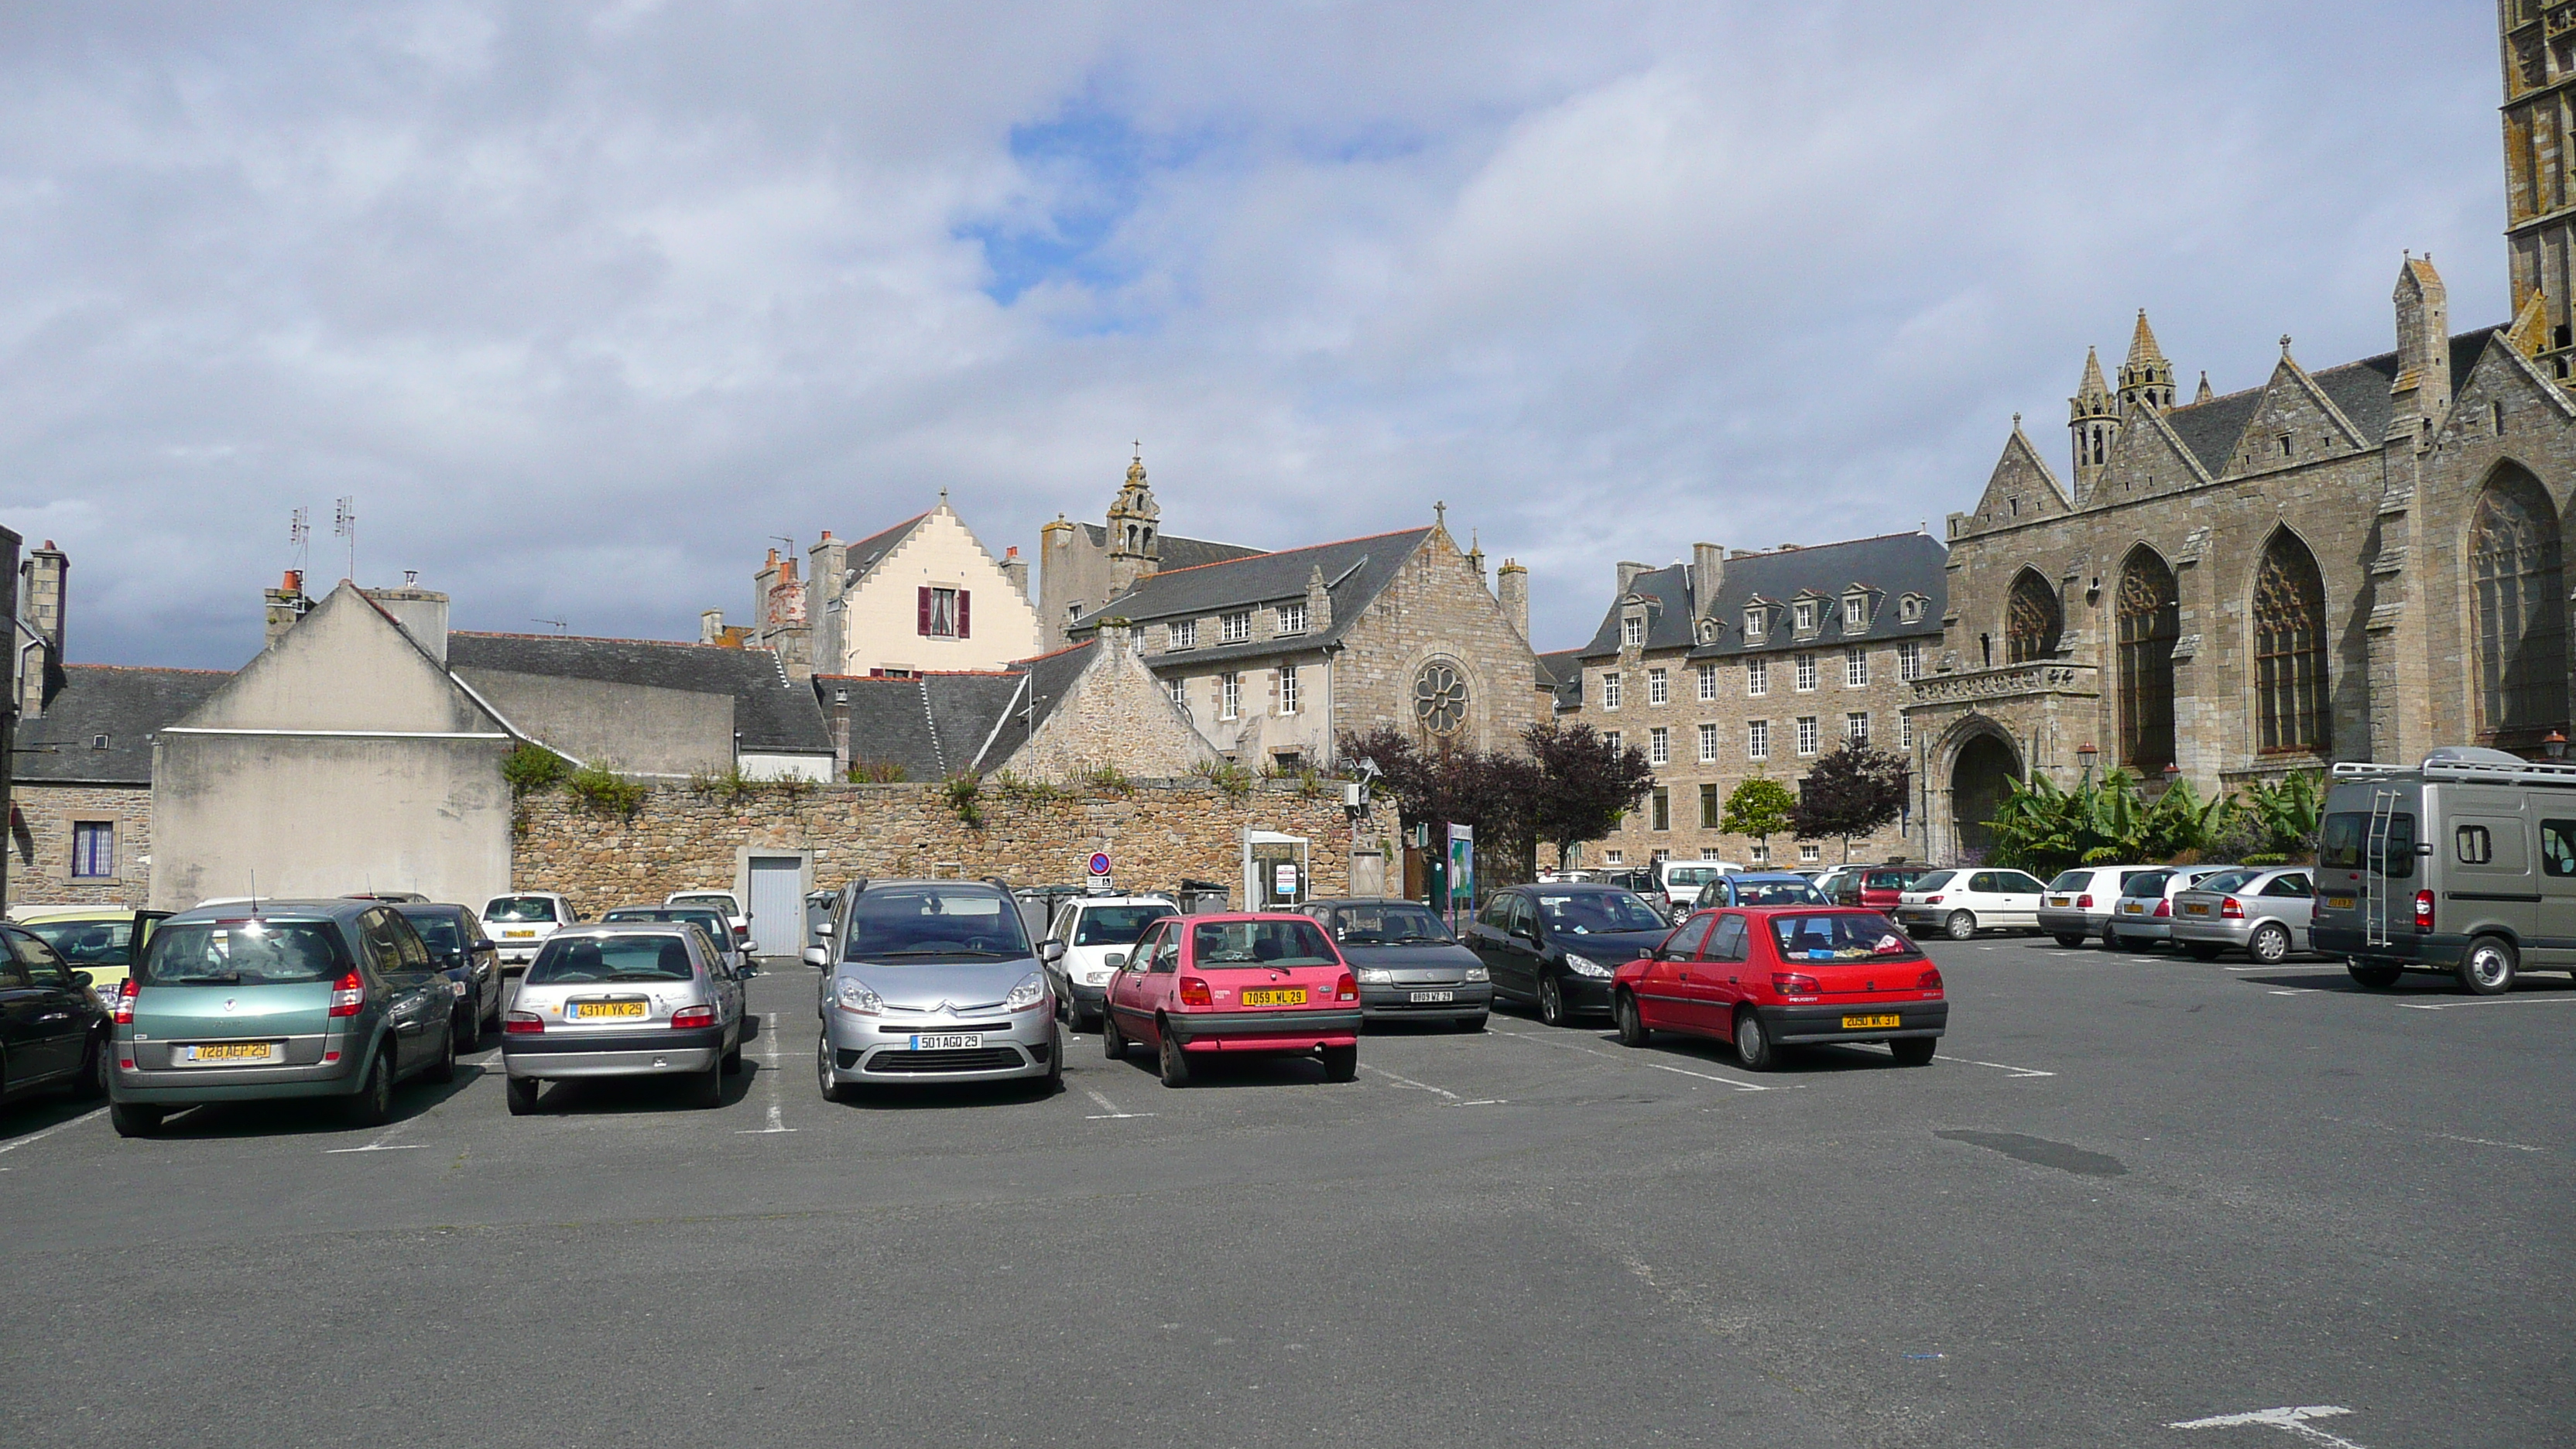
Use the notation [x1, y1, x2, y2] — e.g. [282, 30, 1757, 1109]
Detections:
[1841, 1014, 1900, 1029]
[1409, 990, 1455, 1003]
[184, 1042, 276, 1064]
[504, 930, 535, 938]
[1240, 988, 1308, 1007]
[2326, 896, 2354, 909]
[2123, 903, 2143, 913]
[569, 1001, 648, 1019]
[2185, 903, 2209, 915]
[909, 1033, 983, 1050]
[2048, 896, 2070, 907]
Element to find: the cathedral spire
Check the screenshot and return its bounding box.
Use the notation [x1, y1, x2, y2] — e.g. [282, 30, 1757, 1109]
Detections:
[2118, 308, 2177, 413]
[2194, 370, 2212, 405]
[2070, 345, 2119, 498]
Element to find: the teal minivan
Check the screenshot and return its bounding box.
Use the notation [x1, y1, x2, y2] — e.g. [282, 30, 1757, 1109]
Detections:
[108, 899, 458, 1137]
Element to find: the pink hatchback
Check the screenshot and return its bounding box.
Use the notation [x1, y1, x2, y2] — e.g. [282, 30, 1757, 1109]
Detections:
[1101, 913, 1362, 1087]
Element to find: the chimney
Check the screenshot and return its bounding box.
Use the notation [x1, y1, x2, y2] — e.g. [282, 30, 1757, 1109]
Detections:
[701, 608, 725, 644]
[1002, 545, 1029, 601]
[808, 532, 849, 674]
[2390, 253, 2451, 446]
[1305, 564, 1335, 635]
[262, 567, 313, 652]
[19, 540, 66, 714]
[1690, 543, 1725, 618]
[362, 585, 450, 664]
[1495, 560, 1530, 642]
[1615, 560, 1652, 598]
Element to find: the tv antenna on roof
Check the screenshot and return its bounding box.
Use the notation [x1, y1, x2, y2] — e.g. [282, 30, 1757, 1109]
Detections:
[332, 496, 357, 581]
[533, 617, 569, 634]
[289, 508, 310, 569]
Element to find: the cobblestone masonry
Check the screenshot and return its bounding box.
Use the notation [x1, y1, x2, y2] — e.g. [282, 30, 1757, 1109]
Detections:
[512, 779, 1360, 916]
[10, 782, 153, 906]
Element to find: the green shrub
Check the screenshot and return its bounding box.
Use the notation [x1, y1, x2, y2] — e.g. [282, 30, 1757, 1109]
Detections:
[565, 761, 647, 820]
[943, 772, 985, 829]
[688, 764, 762, 807]
[848, 759, 908, 783]
[1199, 760, 1254, 801]
[502, 742, 570, 799]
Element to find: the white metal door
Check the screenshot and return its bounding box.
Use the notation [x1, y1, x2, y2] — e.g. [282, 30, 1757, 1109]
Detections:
[747, 856, 804, 957]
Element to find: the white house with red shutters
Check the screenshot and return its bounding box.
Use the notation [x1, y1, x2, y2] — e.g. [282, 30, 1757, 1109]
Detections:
[776, 496, 1042, 680]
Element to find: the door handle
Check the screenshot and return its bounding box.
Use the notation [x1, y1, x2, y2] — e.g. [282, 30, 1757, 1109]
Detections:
[36, 1011, 69, 1023]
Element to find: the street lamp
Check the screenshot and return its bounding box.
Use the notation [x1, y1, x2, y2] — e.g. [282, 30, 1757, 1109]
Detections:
[2076, 742, 2098, 783]
[2547, 731, 2568, 761]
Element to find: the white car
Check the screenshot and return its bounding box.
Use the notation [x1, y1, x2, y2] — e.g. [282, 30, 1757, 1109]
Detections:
[666, 890, 752, 951]
[1039, 893, 1179, 1031]
[484, 892, 578, 970]
[1653, 860, 1745, 916]
[1894, 868, 2050, 940]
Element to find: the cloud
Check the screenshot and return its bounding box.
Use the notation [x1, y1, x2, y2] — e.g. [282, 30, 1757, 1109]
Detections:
[0, 1, 2508, 666]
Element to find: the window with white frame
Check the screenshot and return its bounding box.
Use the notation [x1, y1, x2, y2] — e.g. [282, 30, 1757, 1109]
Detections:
[1279, 666, 1300, 714]
[1605, 850, 1625, 865]
[1794, 600, 1817, 633]
[1622, 615, 1645, 649]
[1898, 639, 1923, 680]
[1799, 841, 1821, 863]
[1900, 596, 1924, 622]
[1846, 711, 1869, 745]
[1899, 714, 1913, 749]
[1746, 658, 1768, 696]
[1845, 647, 1868, 687]
[1700, 847, 1725, 860]
[1649, 727, 1670, 765]
[1747, 719, 1770, 759]
[1795, 654, 1817, 691]
[1602, 671, 1623, 709]
[1745, 607, 1767, 641]
[1276, 601, 1307, 635]
[1220, 611, 1252, 643]
[1845, 594, 1869, 629]
[1796, 715, 1820, 755]
[1220, 673, 1242, 720]
[1166, 677, 1189, 713]
[1697, 663, 1718, 701]
[1604, 730, 1622, 752]
[1697, 723, 1718, 762]
[1170, 618, 1199, 650]
[1647, 668, 1668, 705]
[1749, 843, 1769, 865]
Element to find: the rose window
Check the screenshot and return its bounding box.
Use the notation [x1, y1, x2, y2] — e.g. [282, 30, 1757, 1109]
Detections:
[1413, 662, 1469, 735]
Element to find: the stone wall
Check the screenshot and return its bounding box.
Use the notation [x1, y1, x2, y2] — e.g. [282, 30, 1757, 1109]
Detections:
[511, 777, 1362, 917]
[10, 782, 153, 906]
[1333, 527, 1548, 759]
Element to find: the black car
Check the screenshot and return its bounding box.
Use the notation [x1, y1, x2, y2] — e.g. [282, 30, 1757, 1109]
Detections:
[1301, 898, 1493, 1030]
[1, 923, 111, 1102]
[1465, 884, 1680, 1026]
[392, 903, 504, 1052]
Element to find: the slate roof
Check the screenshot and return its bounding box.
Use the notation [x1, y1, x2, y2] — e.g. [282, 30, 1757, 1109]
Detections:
[2163, 327, 2503, 478]
[1073, 527, 1438, 669]
[1075, 522, 1265, 573]
[838, 513, 929, 582]
[826, 641, 1101, 779]
[1573, 532, 1949, 663]
[14, 665, 231, 785]
[1536, 649, 1586, 711]
[447, 632, 832, 755]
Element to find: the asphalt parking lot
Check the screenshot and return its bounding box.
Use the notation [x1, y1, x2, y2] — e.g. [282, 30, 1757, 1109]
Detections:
[5, 936, 2569, 1449]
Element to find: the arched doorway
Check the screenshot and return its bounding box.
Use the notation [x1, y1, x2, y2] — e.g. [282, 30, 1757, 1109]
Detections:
[2468, 464, 2568, 746]
[2116, 546, 2180, 773]
[1951, 732, 2021, 859]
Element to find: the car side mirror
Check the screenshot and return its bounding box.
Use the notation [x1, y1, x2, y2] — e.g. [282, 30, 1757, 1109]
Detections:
[72, 970, 93, 988]
[814, 920, 834, 936]
[801, 946, 829, 969]
[1040, 940, 1066, 963]
[1103, 951, 1129, 969]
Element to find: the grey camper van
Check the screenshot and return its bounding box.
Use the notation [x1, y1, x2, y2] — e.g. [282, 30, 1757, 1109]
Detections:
[2314, 746, 2576, 994]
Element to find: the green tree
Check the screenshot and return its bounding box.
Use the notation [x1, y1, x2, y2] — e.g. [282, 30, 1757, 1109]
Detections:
[1791, 742, 1910, 863]
[1719, 777, 1798, 861]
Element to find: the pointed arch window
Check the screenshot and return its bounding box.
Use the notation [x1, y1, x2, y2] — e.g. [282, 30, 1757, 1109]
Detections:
[2252, 531, 2328, 754]
[2470, 468, 2570, 743]
[2116, 550, 2179, 773]
[2005, 570, 2061, 664]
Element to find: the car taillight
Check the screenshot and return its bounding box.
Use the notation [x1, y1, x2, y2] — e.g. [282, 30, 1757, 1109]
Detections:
[1335, 972, 1358, 1003]
[2076, 893, 2093, 909]
[1917, 968, 1943, 991]
[327, 970, 366, 1018]
[2414, 889, 2435, 933]
[113, 976, 137, 1025]
[1179, 976, 1212, 1007]
[2220, 896, 2244, 920]
[1924, 895, 1943, 904]
[1771, 972, 1821, 995]
[2153, 899, 2171, 918]
[503, 1011, 544, 1035]
[670, 1005, 717, 1029]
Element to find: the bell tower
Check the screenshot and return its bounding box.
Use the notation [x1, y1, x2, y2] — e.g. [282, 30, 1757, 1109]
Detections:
[2502, 0, 2576, 380]
[2117, 310, 2176, 414]
[2068, 345, 2119, 498]
[1106, 445, 1161, 596]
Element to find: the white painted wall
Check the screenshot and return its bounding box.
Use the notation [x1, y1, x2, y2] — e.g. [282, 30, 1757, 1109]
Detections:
[837, 506, 1040, 675]
[738, 751, 834, 782]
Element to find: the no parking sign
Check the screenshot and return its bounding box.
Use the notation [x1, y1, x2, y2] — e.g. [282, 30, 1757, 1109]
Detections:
[1088, 852, 1112, 879]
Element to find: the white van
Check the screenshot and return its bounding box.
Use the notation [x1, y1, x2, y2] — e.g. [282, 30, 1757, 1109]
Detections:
[1654, 860, 1743, 916]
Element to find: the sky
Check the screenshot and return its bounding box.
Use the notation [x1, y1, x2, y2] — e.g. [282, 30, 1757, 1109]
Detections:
[0, 2, 2510, 668]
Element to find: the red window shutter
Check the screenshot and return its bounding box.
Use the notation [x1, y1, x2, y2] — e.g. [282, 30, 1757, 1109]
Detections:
[957, 589, 971, 639]
[917, 586, 931, 636]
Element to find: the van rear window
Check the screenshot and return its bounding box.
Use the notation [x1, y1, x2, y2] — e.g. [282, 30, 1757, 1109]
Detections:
[2320, 812, 2416, 879]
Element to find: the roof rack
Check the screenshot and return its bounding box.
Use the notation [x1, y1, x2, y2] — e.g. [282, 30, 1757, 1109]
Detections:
[2331, 753, 2576, 787]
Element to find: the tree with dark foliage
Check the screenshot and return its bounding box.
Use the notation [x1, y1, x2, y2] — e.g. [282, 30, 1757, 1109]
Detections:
[1340, 724, 1653, 881]
[1522, 721, 1658, 870]
[1791, 740, 1911, 863]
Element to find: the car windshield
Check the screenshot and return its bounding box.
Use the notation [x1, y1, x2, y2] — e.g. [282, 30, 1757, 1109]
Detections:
[2045, 870, 2089, 890]
[1534, 891, 1670, 934]
[1738, 879, 1827, 906]
[1071, 905, 1176, 947]
[670, 895, 735, 913]
[399, 913, 464, 955]
[1663, 866, 1722, 889]
[1190, 919, 1340, 968]
[1328, 904, 1453, 944]
[1910, 871, 1957, 892]
[529, 933, 696, 984]
[23, 918, 134, 967]
[605, 907, 729, 940]
[1864, 871, 1913, 889]
[484, 896, 560, 923]
[138, 920, 344, 985]
[844, 886, 1031, 960]
[1770, 912, 1924, 961]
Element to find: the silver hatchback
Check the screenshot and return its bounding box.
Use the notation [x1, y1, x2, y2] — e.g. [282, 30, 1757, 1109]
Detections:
[500, 923, 746, 1114]
[2168, 868, 2316, 963]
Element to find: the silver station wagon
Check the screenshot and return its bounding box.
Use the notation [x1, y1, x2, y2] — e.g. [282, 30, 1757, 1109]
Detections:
[501, 923, 747, 1114]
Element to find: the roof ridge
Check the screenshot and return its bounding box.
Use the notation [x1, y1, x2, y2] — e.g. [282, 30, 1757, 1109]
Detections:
[1129, 526, 1432, 582]
[62, 663, 232, 676]
[453, 628, 728, 649]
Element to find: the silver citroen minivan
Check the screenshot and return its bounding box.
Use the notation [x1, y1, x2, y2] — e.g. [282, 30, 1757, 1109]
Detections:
[807, 879, 1060, 1098]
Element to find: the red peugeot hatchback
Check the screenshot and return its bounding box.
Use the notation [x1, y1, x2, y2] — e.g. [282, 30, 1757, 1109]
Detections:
[1102, 913, 1362, 1087]
[1608, 906, 1946, 1070]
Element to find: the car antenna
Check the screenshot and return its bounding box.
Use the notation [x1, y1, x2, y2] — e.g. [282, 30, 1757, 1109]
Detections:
[250, 868, 259, 916]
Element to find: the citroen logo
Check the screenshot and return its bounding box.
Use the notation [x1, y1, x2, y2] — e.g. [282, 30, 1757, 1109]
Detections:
[222, 998, 238, 1012]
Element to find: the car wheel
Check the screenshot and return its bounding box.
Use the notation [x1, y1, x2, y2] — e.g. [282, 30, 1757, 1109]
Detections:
[1102, 1009, 1129, 1060]
[722, 1029, 745, 1076]
[2346, 960, 2402, 989]
[816, 1036, 853, 1105]
[1613, 992, 1650, 1048]
[1944, 910, 1977, 941]
[1536, 975, 1569, 1027]
[1156, 1021, 1193, 1088]
[110, 1101, 162, 1138]
[505, 1074, 540, 1115]
[2100, 923, 2122, 951]
[453, 1004, 481, 1054]
[2248, 923, 2292, 965]
[2052, 933, 2087, 949]
[344, 1050, 394, 1128]
[2183, 943, 2224, 961]
[72, 1030, 107, 1100]
[2458, 936, 2517, 996]
[1732, 1009, 1776, 1072]
[1455, 1013, 1488, 1033]
[1889, 1037, 1936, 1067]
[691, 1057, 724, 1109]
[1044, 1026, 1065, 1093]
[426, 1020, 458, 1084]
[1321, 1043, 1358, 1083]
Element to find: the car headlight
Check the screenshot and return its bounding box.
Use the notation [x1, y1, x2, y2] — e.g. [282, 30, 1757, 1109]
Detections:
[1564, 953, 1612, 978]
[1464, 965, 1489, 983]
[1354, 967, 1393, 984]
[1084, 968, 1114, 986]
[834, 978, 883, 1015]
[1005, 972, 1046, 1013]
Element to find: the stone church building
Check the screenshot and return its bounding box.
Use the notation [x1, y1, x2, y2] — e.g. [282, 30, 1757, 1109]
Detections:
[1913, 4, 2576, 858]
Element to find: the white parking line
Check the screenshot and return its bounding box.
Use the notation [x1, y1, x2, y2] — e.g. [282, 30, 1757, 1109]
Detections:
[2266, 988, 2316, 996]
[1489, 1025, 1769, 1091]
[2167, 1404, 2366, 1447]
[1359, 1064, 1460, 1101]
[0, 1106, 104, 1156]
[1935, 1053, 2056, 1079]
[1082, 1087, 1153, 1120]
[2397, 995, 2576, 1009]
[738, 1012, 796, 1134]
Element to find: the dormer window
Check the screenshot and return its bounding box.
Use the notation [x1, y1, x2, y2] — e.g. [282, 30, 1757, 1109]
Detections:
[1276, 601, 1307, 635]
[1622, 616, 1645, 649]
[1793, 600, 1818, 634]
[1899, 596, 1925, 624]
[1843, 594, 1869, 630]
[1169, 619, 1198, 650]
[1220, 611, 1251, 644]
[1745, 608, 1768, 641]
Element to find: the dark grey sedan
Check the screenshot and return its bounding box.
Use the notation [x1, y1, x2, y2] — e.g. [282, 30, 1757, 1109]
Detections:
[1302, 899, 1492, 1031]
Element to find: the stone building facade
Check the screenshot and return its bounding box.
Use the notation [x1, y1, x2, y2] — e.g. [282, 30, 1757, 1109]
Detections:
[1563, 534, 1947, 868]
[1036, 454, 1266, 652]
